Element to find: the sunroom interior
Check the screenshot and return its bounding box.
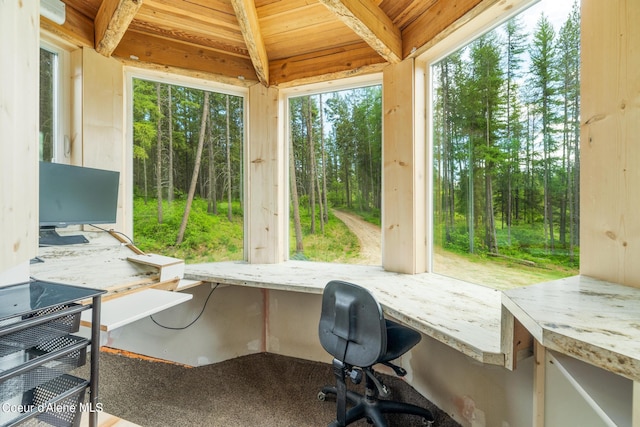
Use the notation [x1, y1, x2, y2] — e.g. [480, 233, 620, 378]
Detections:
[2, 0, 639, 426]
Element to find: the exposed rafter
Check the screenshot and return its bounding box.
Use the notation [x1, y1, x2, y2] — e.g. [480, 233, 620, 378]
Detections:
[270, 42, 386, 87]
[49, 0, 486, 87]
[95, 0, 142, 57]
[231, 0, 270, 86]
[319, 0, 402, 64]
[114, 30, 259, 83]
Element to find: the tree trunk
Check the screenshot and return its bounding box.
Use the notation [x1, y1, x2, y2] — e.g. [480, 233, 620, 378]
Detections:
[142, 158, 148, 204]
[156, 83, 163, 224]
[484, 94, 497, 254]
[207, 114, 217, 215]
[344, 161, 351, 208]
[468, 138, 474, 254]
[167, 85, 174, 205]
[315, 96, 325, 234]
[319, 94, 329, 223]
[307, 97, 316, 234]
[176, 91, 210, 245]
[226, 95, 233, 221]
[290, 130, 304, 254]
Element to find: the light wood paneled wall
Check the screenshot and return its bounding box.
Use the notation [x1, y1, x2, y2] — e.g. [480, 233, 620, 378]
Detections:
[246, 83, 287, 263]
[80, 49, 129, 236]
[580, 0, 640, 287]
[382, 59, 427, 274]
[0, 1, 39, 274]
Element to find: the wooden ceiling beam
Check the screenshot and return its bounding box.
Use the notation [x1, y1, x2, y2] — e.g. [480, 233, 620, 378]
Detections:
[319, 0, 402, 64]
[113, 30, 259, 83]
[95, 0, 143, 57]
[230, 0, 270, 86]
[270, 42, 386, 87]
[117, 57, 256, 88]
[143, 0, 241, 35]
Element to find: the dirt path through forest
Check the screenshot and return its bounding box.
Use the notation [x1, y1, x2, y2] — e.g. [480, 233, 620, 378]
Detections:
[332, 209, 558, 289]
[332, 210, 382, 265]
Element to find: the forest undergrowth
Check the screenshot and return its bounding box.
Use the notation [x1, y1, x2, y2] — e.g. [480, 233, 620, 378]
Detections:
[133, 197, 577, 289]
[133, 197, 360, 264]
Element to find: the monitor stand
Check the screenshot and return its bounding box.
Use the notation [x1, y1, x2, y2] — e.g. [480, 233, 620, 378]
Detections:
[39, 227, 89, 246]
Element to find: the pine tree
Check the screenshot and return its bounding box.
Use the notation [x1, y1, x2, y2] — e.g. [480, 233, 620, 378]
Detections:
[502, 17, 526, 244]
[530, 14, 560, 253]
[556, 1, 581, 260]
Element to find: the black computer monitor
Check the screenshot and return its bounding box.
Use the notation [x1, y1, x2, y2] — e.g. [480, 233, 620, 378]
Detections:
[39, 161, 120, 246]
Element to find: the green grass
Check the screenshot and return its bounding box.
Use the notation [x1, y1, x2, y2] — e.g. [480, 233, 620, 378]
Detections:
[288, 209, 361, 263]
[133, 197, 361, 264]
[133, 197, 244, 263]
[434, 216, 580, 270]
[134, 197, 577, 289]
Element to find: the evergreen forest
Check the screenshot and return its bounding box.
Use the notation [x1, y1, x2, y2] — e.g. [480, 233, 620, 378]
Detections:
[132, 81, 245, 256]
[131, 3, 581, 277]
[432, 4, 581, 270]
[288, 87, 382, 254]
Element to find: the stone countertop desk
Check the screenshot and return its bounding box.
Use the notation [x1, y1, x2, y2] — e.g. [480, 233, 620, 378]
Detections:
[502, 275, 640, 381]
[186, 260, 504, 365]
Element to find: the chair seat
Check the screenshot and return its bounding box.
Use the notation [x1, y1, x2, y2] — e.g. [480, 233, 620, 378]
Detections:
[380, 319, 422, 362]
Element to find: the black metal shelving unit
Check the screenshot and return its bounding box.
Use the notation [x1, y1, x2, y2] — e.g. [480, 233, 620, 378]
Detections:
[0, 280, 104, 427]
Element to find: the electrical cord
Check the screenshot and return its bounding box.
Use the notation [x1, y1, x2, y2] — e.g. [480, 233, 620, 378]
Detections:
[90, 222, 217, 330]
[150, 284, 219, 330]
[89, 224, 135, 244]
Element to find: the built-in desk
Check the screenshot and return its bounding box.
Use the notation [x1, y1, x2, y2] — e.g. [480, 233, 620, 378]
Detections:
[502, 275, 640, 380]
[32, 231, 158, 291]
[185, 260, 504, 365]
[30, 231, 194, 332]
[502, 276, 640, 426]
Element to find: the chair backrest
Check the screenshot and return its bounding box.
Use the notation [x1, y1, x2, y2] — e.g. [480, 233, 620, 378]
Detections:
[318, 280, 386, 367]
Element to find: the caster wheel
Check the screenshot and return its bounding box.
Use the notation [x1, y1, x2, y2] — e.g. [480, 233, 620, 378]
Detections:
[317, 391, 327, 401]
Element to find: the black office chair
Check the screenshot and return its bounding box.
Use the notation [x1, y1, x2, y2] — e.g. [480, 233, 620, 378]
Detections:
[317, 280, 435, 427]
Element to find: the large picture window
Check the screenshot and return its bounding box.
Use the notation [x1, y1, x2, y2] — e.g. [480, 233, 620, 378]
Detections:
[130, 77, 245, 262]
[288, 84, 382, 264]
[431, 0, 580, 289]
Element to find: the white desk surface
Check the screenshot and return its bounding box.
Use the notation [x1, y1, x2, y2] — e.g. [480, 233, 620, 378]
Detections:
[185, 261, 504, 365]
[31, 231, 158, 290]
[30, 231, 191, 332]
[502, 275, 640, 381]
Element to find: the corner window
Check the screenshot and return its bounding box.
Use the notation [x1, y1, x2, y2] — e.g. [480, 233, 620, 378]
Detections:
[430, 0, 581, 289]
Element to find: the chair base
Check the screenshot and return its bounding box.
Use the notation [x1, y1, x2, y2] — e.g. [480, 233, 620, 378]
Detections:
[319, 385, 435, 427]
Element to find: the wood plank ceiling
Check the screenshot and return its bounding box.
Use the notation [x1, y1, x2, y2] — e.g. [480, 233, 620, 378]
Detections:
[42, 0, 485, 88]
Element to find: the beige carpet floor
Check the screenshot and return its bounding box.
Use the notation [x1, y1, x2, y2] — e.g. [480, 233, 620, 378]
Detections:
[75, 351, 462, 427]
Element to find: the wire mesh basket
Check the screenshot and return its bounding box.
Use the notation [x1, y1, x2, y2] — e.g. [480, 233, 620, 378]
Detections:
[0, 335, 88, 402]
[4, 374, 88, 427]
[0, 305, 82, 358]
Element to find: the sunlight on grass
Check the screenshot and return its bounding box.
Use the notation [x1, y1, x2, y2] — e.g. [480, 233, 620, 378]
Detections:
[134, 197, 577, 290]
[134, 197, 361, 264]
[289, 210, 361, 263]
[133, 197, 244, 264]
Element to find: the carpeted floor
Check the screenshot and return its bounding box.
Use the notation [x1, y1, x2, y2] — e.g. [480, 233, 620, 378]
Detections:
[75, 351, 462, 427]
